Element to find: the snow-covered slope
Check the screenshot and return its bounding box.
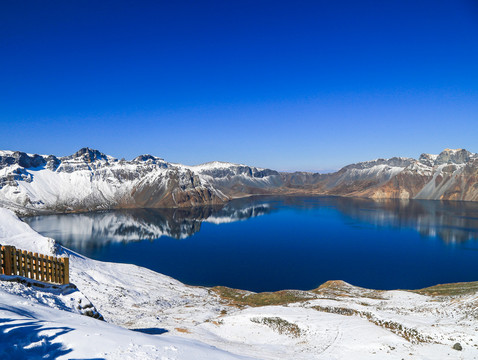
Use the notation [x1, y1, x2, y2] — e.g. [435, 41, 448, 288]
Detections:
[1, 208, 478, 359]
[0, 207, 57, 255]
[0, 287, 252, 360]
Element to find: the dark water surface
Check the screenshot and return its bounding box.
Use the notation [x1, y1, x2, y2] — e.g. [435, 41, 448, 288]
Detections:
[24, 196, 478, 292]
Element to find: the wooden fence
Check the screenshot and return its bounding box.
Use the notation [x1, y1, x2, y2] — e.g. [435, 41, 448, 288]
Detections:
[0, 245, 69, 285]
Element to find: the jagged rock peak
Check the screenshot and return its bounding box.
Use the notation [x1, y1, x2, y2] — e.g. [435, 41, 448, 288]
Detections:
[0, 150, 48, 169]
[435, 148, 472, 165]
[418, 153, 439, 167]
[71, 147, 109, 162]
[344, 157, 415, 170]
[133, 154, 165, 163]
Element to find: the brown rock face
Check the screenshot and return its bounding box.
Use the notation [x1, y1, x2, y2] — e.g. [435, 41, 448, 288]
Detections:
[366, 172, 433, 200]
[130, 170, 226, 208]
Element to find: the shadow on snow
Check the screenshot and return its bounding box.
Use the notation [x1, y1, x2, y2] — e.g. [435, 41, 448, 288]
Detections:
[131, 327, 169, 335]
[0, 305, 105, 360]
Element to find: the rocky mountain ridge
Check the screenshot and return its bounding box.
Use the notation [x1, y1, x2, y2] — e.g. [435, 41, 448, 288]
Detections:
[307, 148, 478, 201]
[2, 147, 478, 214]
[0, 147, 282, 213]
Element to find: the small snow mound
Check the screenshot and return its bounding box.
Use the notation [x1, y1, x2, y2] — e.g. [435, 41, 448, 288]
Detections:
[0, 208, 59, 256]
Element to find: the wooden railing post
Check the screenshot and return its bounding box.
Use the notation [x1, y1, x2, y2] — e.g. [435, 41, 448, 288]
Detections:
[54, 258, 59, 284]
[52, 258, 56, 283]
[49, 256, 53, 283]
[62, 257, 69, 284]
[33, 253, 39, 280]
[40, 254, 44, 281]
[22, 250, 27, 277]
[3, 245, 13, 276]
[13, 248, 18, 275]
[46, 256, 51, 282]
[18, 250, 22, 276]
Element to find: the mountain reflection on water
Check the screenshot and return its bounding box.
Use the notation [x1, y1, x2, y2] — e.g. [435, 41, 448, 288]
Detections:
[24, 196, 478, 291]
[329, 197, 478, 244]
[25, 196, 478, 251]
[24, 198, 275, 252]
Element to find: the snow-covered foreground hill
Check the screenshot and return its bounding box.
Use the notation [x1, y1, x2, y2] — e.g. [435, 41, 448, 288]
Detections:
[0, 287, 253, 360]
[1, 207, 478, 359]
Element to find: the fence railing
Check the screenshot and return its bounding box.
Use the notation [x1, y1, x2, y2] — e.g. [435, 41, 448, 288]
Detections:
[0, 245, 69, 285]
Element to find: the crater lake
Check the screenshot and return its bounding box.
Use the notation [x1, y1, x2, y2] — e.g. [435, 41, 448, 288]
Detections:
[24, 196, 478, 292]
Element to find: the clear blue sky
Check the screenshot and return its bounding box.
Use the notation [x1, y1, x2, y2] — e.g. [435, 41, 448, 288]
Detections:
[1, 1, 478, 171]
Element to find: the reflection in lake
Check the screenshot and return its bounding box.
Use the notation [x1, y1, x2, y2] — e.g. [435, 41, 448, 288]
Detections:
[330, 197, 478, 244]
[24, 196, 478, 292]
[25, 199, 274, 252]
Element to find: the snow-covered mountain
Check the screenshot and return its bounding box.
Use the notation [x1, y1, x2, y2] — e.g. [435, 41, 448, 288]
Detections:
[333, 149, 478, 200]
[282, 148, 478, 201]
[0, 147, 282, 214]
[3, 147, 478, 214]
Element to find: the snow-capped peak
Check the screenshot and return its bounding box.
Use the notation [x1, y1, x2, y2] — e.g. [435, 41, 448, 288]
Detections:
[191, 161, 255, 170]
[418, 153, 439, 167]
[434, 148, 474, 166]
[343, 157, 415, 171]
[64, 147, 114, 163]
[133, 154, 165, 163]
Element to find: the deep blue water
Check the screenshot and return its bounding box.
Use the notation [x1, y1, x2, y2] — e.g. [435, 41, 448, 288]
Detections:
[24, 196, 478, 292]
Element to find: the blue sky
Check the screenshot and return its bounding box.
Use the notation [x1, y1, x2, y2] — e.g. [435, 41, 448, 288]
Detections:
[1, 1, 478, 171]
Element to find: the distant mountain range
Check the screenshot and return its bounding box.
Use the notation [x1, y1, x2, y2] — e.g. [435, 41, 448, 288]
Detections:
[1, 147, 477, 214]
